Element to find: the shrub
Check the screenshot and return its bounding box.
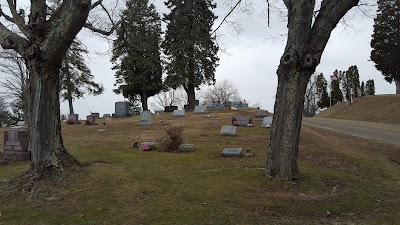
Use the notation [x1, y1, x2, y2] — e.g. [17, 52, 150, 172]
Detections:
[159, 126, 184, 152]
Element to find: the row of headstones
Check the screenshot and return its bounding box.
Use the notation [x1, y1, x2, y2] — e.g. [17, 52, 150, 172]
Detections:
[67, 114, 99, 125]
[138, 142, 251, 157]
[221, 116, 273, 136]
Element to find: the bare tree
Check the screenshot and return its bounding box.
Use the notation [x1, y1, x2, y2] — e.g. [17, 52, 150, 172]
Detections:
[201, 79, 241, 105]
[265, 0, 360, 180]
[150, 88, 187, 111]
[0, 0, 119, 180]
[0, 50, 28, 121]
[303, 73, 318, 117]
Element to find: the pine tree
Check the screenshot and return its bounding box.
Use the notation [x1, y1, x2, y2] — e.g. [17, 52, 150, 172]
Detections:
[361, 81, 365, 96]
[315, 73, 330, 108]
[162, 0, 219, 110]
[347, 65, 361, 98]
[60, 40, 104, 114]
[112, 0, 163, 111]
[330, 70, 344, 105]
[371, 0, 400, 94]
[366, 79, 376, 95]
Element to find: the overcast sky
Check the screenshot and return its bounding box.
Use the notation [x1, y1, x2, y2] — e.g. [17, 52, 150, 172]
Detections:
[59, 1, 393, 118]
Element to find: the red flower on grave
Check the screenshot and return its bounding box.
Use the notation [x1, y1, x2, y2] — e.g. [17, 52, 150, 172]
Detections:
[67, 119, 73, 124]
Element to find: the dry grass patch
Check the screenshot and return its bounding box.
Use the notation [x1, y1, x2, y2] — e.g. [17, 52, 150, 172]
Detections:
[317, 94, 400, 124]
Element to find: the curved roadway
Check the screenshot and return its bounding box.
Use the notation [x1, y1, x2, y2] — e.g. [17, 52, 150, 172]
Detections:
[302, 117, 400, 147]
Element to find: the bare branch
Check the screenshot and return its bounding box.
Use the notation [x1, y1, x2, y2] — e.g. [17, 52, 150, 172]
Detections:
[212, 0, 242, 35]
[5, 0, 29, 37]
[91, 0, 103, 10]
[84, 20, 121, 35]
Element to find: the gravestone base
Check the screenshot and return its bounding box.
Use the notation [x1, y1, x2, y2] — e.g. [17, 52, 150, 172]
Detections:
[178, 144, 195, 152]
[3, 151, 30, 161]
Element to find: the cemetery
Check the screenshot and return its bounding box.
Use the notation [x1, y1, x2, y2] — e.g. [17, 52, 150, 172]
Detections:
[1, 108, 400, 224]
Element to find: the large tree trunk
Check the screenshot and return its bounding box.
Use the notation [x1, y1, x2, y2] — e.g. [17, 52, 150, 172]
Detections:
[141, 89, 149, 111]
[395, 79, 400, 94]
[265, 0, 359, 181]
[27, 60, 80, 179]
[186, 83, 196, 111]
[266, 69, 310, 180]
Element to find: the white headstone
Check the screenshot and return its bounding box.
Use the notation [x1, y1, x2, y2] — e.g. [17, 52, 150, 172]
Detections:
[220, 125, 237, 136]
[261, 117, 273, 128]
[172, 109, 185, 117]
[139, 111, 152, 125]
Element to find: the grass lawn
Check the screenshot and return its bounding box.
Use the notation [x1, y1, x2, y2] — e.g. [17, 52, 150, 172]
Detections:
[1, 110, 400, 224]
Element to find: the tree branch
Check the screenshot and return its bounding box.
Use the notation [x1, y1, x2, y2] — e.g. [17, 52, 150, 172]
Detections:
[84, 20, 121, 35]
[91, 0, 103, 10]
[5, 0, 29, 37]
[0, 23, 29, 56]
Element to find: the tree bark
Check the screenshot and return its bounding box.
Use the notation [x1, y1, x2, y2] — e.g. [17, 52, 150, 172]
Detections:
[265, 0, 359, 180]
[395, 79, 400, 94]
[27, 59, 80, 179]
[65, 63, 74, 114]
[186, 83, 196, 111]
[141, 89, 149, 111]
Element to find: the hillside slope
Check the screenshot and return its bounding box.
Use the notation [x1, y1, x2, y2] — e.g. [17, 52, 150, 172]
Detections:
[316, 94, 400, 124]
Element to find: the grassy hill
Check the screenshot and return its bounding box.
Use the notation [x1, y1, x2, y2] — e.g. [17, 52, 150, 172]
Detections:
[1, 110, 400, 224]
[316, 94, 400, 124]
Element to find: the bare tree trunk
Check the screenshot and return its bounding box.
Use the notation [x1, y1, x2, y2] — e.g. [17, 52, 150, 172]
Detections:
[27, 59, 80, 179]
[186, 83, 196, 111]
[266, 70, 310, 180]
[141, 89, 149, 111]
[265, 0, 359, 181]
[65, 66, 74, 114]
[395, 79, 400, 94]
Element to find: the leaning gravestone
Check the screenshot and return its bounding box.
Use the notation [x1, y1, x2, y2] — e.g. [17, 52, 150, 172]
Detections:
[194, 105, 207, 113]
[261, 117, 273, 128]
[139, 111, 152, 125]
[221, 148, 243, 157]
[220, 125, 237, 136]
[172, 109, 185, 117]
[113, 101, 130, 118]
[3, 128, 30, 161]
[254, 110, 268, 118]
[178, 144, 195, 152]
[232, 116, 252, 127]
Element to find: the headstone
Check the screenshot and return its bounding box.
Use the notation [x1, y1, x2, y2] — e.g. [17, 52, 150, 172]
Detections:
[140, 142, 157, 150]
[164, 106, 178, 112]
[139, 111, 152, 125]
[103, 114, 111, 118]
[172, 109, 185, 117]
[67, 114, 80, 124]
[232, 116, 252, 127]
[86, 115, 98, 125]
[194, 105, 207, 113]
[261, 117, 273, 128]
[3, 128, 30, 161]
[114, 101, 130, 118]
[254, 110, 268, 118]
[220, 125, 237, 136]
[91, 113, 100, 120]
[16, 121, 25, 126]
[178, 144, 195, 152]
[223, 101, 232, 108]
[221, 148, 243, 157]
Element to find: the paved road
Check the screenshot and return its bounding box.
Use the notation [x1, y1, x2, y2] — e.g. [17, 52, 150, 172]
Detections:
[302, 117, 400, 147]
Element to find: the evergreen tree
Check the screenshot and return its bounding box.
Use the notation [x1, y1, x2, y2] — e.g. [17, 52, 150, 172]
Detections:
[330, 70, 343, 105]
[315, 73, 330, 108]
[347, 65, 361, 98]
[162, 0, 219, 110]
[366, 79, 376, 95]
[60, 40, 104, 114]
[371, 0, 400, 94]
[112, 0, 163, 111]
[361, 81, 365, 96]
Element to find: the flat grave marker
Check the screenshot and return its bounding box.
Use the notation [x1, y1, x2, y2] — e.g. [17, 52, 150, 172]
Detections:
[178, 144, 195, 152]
[220, 125, 237, 136]
[221, 148, 243, 157]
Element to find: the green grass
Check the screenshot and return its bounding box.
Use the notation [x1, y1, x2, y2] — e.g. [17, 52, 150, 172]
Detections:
[1, 110, 400, 224]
